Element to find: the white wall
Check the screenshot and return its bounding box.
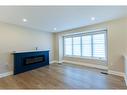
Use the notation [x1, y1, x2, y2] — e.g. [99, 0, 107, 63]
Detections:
[0, 22, 54, 73]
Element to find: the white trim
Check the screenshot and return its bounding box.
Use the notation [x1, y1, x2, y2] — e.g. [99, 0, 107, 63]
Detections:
[50, 60, 59, 64]
[108, 70, 124, 77]
[0, 71, 13, 78]
[62, 60, 108, 70]
[50, 60, 64, 64]
[58, 60, 64, 63]
[62, 28, 107, 36]
[124, 75, 127, 86]
[64, 55, 106, 61]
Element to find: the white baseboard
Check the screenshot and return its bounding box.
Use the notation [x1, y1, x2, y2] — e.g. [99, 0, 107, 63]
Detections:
[58, 60, 64, 64]
[50, 60, 59, 64]
[124, 75, 127, 86]
[50, 60, 65, 64]
[108, 70, 125, 77]
[62, 60, 108, 70]
[0, 71, 13, 78]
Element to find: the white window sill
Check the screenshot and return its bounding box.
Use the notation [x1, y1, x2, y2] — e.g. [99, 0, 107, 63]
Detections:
[63, 55, 106, 62]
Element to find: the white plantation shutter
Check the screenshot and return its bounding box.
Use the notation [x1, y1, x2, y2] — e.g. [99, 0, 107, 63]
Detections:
[93, 34, 105, 59]
[73, 36, 81, 56]
[63, 30, 107, 61]
[82, 35, 92, 57]
[64, 37, 72, 55]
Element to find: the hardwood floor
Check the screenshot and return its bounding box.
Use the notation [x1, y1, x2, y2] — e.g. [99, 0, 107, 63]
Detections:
[0, 63, 126, 89]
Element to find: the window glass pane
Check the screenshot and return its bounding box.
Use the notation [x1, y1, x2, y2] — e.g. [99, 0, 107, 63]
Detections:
[64, 37, 72, 55]
[93, 34, 105, 58]
[73, 45, 81, 56]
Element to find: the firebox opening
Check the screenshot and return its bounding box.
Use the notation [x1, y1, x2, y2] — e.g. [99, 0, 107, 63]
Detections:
[23, 55, 45, 66]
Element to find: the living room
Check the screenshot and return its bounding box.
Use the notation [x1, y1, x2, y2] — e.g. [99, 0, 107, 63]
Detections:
[0, 5, 127, 91]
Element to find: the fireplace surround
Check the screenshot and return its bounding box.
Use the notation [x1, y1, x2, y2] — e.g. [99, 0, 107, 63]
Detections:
[13, 50, 49, 75]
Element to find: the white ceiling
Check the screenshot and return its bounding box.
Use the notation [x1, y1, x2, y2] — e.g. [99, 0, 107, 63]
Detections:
[0, 6, 127, 32]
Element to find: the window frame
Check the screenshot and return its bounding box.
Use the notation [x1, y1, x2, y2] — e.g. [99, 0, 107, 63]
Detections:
[63, 29, 107, 61]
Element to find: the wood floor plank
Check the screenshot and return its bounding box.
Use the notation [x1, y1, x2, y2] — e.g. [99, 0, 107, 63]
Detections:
[0, 63, 126, 89]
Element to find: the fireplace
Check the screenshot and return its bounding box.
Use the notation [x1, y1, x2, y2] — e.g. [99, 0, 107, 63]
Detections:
[24, 55, 45, 66]
[13, 51, 49, 75]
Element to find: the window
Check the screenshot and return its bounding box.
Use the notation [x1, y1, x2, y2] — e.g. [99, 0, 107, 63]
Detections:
[63, 30, 107, 60]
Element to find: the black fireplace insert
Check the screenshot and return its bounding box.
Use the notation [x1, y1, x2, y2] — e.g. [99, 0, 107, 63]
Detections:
[23, 55, 45, 66]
